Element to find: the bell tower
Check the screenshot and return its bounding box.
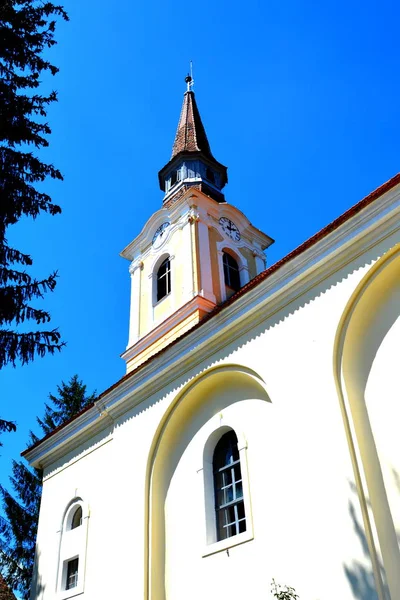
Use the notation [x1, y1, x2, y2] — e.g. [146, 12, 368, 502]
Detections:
[120, 78, 274, 373]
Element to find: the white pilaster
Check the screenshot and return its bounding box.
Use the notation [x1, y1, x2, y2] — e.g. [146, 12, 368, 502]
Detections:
[127, 260, 143, 348]
[239, 263, 250, 285]
[181, 218, 195, 302]
[196, 209, 217, 304]
[253, 248, 266, 275]
[217, 250, 227, 302]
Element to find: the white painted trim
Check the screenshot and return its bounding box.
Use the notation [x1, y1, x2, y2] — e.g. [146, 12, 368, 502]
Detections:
[120, 188, 273, 261]
[202, 529, 254, 557]
[197, 417, 254, 556]
[24, 184, 400, 468]
[121, 295, 216, 365]
[57, 499, 89, 599]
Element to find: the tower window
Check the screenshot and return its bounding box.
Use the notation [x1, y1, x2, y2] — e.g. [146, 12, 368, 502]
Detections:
[156, 258, 171, 302]
[170, 169, 181, 188]
[65, 557, 79, 590]
[205, 167, 215, 184]
[223, 252, 241, 291]
[70, 506, 82, 530]
[213, 430, 246, 541]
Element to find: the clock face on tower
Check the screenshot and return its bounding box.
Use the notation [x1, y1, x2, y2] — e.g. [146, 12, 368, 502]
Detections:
[152, 221, 171, 249]
[219, 217, 241, 242]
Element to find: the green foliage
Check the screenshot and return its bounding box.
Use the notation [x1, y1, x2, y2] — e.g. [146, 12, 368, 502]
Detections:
[0, 376, 96, 599]
[0, 0, 69, 372]
[271, 579, 299, 600]
[0, 421, 16, 450]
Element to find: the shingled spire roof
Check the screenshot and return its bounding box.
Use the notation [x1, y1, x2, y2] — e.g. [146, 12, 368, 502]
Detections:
[171, 90, 215, 160]
[158, 78, 228, 201]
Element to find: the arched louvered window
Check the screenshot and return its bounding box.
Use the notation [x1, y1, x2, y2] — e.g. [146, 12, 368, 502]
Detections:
[70, 506, 82, 530]
[213, 430, 246, 541]
[222, 252, 241, 292]
[156, 257, 171, 302]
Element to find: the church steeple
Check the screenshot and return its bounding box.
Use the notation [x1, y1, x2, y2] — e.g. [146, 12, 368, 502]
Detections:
[170, 82, 213, 159]
[158, 76, 228, 204]
[120, 76, 273, 374]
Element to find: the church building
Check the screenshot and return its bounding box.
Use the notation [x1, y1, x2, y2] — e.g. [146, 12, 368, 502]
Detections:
[24, 77, 400, 600]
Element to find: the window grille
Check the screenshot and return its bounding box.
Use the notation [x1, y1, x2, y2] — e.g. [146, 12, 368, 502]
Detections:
[156, 258, 171, 302]
[222, 252, 241, 291]
[213, 430, 246, 541]
[66, 558, 79, 590]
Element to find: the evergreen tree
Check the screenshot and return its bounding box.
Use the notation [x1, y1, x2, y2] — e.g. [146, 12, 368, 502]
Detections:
[0, 422, 16, 448]
[0, 0, 69, 377]
[0, 376, 96, 599]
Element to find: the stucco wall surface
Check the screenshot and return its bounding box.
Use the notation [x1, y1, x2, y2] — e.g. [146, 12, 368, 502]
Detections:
[31, 230, 400, 600]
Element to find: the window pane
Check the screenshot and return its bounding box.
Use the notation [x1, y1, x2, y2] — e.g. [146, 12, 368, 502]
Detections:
[233, 463, 242, 483]
[235, 481, 243, 499]
[157, 259, 171, 302]
[216, 510, 227, 540]
[226, 505, 236, 525]
[222, 468, 233, 487]
[237, 501, 245, 520]
[222, 485, 234, 505]
[239, 519, 247, 533]
[71, 506, 82, 530]
[222, 252, 241, 291]
[213, 430, 246, 541]
[66, 558, 79, 590]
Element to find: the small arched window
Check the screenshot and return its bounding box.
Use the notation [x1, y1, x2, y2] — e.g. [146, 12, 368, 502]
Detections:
[70, 506, 82, 530]
[223, 252, 241, 292]
[213, 430, 246, 541]
[156, 257, 171, 302]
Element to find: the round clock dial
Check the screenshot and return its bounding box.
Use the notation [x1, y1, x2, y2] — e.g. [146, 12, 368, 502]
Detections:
[219, 217, 241, 242]
[152, 221, 171, 248]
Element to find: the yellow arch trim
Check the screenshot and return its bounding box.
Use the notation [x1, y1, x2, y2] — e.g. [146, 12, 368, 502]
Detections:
[142, 363, 269, 600]
[333, 243, 400, 600]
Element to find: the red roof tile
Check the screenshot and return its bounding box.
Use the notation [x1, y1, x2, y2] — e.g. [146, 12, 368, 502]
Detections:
[171, 91, 214, 160]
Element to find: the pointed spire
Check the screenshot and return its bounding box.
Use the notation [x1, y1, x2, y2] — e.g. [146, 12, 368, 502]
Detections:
[158, 75, 228, 204]
[171, 88, 215, 161]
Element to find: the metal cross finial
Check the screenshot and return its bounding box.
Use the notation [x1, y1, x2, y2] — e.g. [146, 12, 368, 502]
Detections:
[185, 61, 194, 92]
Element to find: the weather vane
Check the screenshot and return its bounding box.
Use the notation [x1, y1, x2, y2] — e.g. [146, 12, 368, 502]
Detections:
[185, 60, 194, 92]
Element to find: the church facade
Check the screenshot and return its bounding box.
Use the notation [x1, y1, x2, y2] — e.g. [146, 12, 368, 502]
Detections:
[24, 79, 400, 600]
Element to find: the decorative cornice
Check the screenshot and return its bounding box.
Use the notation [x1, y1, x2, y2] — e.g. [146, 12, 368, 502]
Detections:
[129, 260, 143, 274]
[121, 294, 215, 364]
[188, 206, 200, 224]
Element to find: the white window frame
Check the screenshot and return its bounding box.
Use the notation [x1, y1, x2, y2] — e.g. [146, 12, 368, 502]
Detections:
[198, 421, 254, 557]
[217, 244, 250, 302]
[57, 499, 89, 598]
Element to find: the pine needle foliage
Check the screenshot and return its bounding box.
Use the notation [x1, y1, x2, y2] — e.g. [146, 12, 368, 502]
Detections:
[0, 376, 96, 599]
[0, 0, 69, 371]
[0, 421, 16, 450]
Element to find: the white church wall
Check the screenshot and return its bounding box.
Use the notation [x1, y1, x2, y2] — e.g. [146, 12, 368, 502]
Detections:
[30, 228, 400, 600]
[337, 243, 400, 600]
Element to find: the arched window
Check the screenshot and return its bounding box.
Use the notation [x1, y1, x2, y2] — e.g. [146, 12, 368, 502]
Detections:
[222, 252, 241, 292]
[213, 430, 246, 541]
[58, 500, 88, 594]
[156, 257, 171, 302]
[70, 506, 82, 530]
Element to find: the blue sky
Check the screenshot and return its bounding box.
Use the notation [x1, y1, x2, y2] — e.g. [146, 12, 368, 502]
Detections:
[1, 0, 399, 490]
